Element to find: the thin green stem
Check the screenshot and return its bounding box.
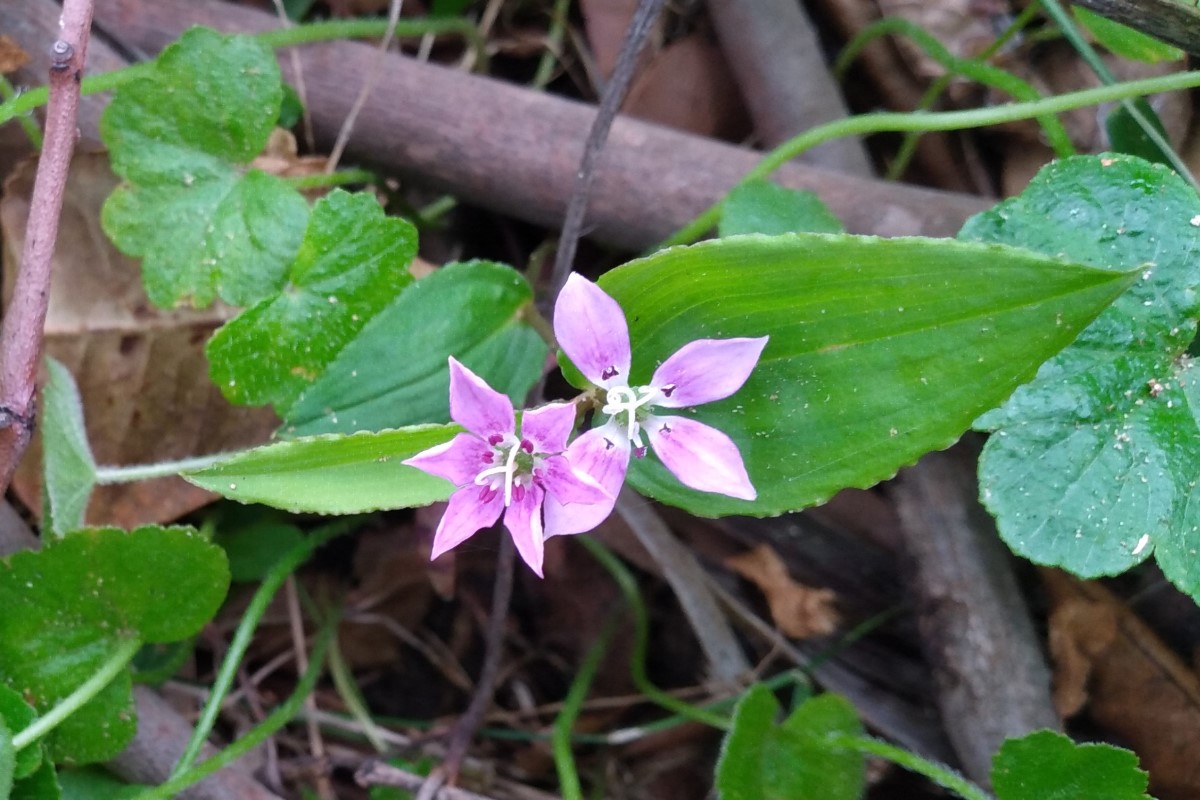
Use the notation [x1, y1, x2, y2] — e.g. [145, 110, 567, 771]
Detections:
[826, 732, 993, 800]
[94, 452, 238, 484]
[658, 68, 1200, 250]
[553, 609, 623, 800]
[578, 537, 730, 730]
[327, 632, 388, 753]
[1040, 0, 1195, 186]
[0, 17, 486, 129]
[169, 520, 358, 778]
[0, 75, 42, 149]
[132, 621, 336, 800]
[532, 0, 572, 89]
[12, 637, 141, 751]
[283, 168, 376, 190]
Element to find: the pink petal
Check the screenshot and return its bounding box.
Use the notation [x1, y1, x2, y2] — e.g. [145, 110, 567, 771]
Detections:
[503, 483, 546, 577]
[448, 357, 514, 438]
[543, 424, 630, 538]
[644, 415, 756, 500]
[403, 433, 491, 487]
[431, 485, 505, 560]
[520, 402, 577, 454]
[650, 337, 768, 408]
[539, 454, 611, 505]
[553, 273, 631, 388]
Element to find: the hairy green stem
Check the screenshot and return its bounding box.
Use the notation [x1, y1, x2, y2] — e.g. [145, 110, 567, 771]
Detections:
[0, 17, 485, 129]
[553, 609, 623, 800]
[169, 520, 357, 778]
[578, 537, 730, 730]
[133, 621, 335, 800]
[94, 452, 237, 484]
[12, 637, 141, 751]
[0, 75, 42, 149]
[658, 68, 1200, 249]
[827, 732, 993, 800]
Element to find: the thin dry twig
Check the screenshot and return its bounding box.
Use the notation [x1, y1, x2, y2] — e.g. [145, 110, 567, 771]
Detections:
[358, 760, 501, 800]
[268, 0, 315, 152]
[284, 575, 333, 799]
[0, 0, 94, 491]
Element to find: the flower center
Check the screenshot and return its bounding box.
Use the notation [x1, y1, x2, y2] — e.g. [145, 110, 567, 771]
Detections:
[474, 435, 538, 506]
[601, 384, 670, 450]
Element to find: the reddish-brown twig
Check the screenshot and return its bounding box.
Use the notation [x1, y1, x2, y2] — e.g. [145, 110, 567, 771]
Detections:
[0, 0, 95, 491]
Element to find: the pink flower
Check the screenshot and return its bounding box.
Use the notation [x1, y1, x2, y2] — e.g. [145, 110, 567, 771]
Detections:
[404, 357, 609, 576]
[545, 273, 767, 536]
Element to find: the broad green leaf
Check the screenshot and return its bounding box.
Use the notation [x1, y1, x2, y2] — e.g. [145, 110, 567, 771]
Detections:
[185, 425, 458, 513]
[716, 686, 863, 800]
[207, 190, 418, 411]
[284, 260, 546, 436]
[101, 27, 309, 308]
[0, 717, 13, 800]
[0, 686, 42, 780]
[1105, 99, 1173, 167]
[41, 359, 96, 537]
[0, 527, 229, 763]
[131, 641, 193, 686]
[591, 233, 1135, 517]
[719, 180, 844, 237]
[1073, 7, 1183, 63]
[215, 519, 305, 582]
[57, 768, 145, 799]
[12, 762, 59, 800]
[991, 730, 1149, 800]
[963, 155, 1200, 590]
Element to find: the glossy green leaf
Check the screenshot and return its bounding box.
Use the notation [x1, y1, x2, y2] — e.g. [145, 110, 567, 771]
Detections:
[207, 190, 418, 411]
[101, 27, 308, 308]
[1073, 7, 1183, 63]
[963, 155, 1200, 590]
[592, 232, 1135, 517]
[41, 359, 95, 537]
[12, 762, 60, 800]
[0, 527, 229, 763]
[284, 260, 545, 436]
[719, 179, 843, 237]
[1105, 99, 1173, 167]
[716, 686, 863, 800]
[992, 730, 1149, 800]
[185, 425, 458, 513]
[0, 686, 42, 780]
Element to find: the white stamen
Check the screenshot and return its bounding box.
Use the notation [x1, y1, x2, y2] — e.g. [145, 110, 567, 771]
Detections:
[601, 384, 662, 447]
[474, 437, 522, 506]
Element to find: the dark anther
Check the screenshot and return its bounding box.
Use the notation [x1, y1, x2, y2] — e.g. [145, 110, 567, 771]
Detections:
[520, 439, 534, 453]
[633, 445, 647, 459]
[662, 384, 676, 397]
[49, 40, 73, 72]
[603, 438, 614, 450]
[601, 366, 619, 380]
[487, 433, 504, 446]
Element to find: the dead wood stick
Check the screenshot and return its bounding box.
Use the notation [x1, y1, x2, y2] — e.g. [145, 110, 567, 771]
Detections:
[108, 686, 285, 800]
[0, 0, 94, 491]
[91, 0, 988, 248]
[706, 0, 873, 176]
[1071, 0, 1200, 56]
[890, 442, 1059, 785]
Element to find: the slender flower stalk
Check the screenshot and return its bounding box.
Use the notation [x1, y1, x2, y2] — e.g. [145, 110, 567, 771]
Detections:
[545, 274, 767, 536]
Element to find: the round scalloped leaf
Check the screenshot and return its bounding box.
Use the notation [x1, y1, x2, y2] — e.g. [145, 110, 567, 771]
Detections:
[0, 686, 42, 779]
[991, 731, 1149, 800]
[962, 154, 1200, 588]
[0, 526, 229, 763]
[184, 425, 458, 513]
[284, 260, 546, 436]
[592, 233, 1135, 517]
[100, 27, 308, 308]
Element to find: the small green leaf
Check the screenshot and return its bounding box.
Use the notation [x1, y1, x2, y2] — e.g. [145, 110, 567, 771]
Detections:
[992, 730, 1149, 800]
[185, 425, 458, 513]
[0, 526, 229, 763]
[57, 767, 145, 799]
[964, 154, 1200, 591]
[719, 180, 844, 237]
[12, 761, 60, 800]
[131, 640, 193, 686]
[0, 686, 43, 780]
[41, 359, 96, 537]
[592, 232, 1134, 517]
[206, 190, 418, 411]
[101, 27, 309, 308]
[1105, 99, 1173, 166]
[215, 520, 305, 582]
[0, 717, 14, 800]
[716, 686, 864, 800]
[284, 260, 546, 436]
[1073, 7, 1183, 63]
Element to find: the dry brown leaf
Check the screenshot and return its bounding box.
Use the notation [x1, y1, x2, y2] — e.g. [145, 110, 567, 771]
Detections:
[725, 544, 839, 639]
[250, 128, 328, 182]
[0, 35, 30, 74]
[0, 153, 277, 527]
[1043, 569, 1200, 800]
